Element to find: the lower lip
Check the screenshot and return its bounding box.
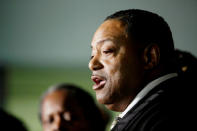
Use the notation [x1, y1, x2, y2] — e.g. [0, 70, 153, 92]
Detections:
[93, 80, 106, 90]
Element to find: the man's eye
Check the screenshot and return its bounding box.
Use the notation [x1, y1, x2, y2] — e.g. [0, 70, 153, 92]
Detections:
[103, 49, 114, 54]
[49, 117, 54, 123]
[90, 55, 94, 60]
[45, 117, 54, 124]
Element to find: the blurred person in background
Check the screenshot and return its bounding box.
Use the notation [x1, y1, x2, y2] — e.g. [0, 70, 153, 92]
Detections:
[0, 108, 28, 131]
[39, 83, 108, 131]
[175, 49, 197, 103]
[0, 62, 27, 130]
[175, 49, 197, 79]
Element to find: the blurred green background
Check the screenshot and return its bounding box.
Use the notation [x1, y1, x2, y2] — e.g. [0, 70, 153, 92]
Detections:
[0, 0, 197, 131]
[4, 66, 108, 131]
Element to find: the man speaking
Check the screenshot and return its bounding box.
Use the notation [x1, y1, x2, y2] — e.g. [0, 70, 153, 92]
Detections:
[89, 9, 194, 131]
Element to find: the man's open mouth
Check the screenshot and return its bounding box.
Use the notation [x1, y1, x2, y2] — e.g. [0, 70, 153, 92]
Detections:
[91, 75, 106, 90]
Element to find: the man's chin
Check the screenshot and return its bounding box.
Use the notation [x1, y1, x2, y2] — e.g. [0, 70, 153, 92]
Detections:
[105, 103, 121, 112]
[96, 97, 106, 104]
[96, 99, 122, 112]
[96, 94, 110, 104]
[96, 97, 118, 111]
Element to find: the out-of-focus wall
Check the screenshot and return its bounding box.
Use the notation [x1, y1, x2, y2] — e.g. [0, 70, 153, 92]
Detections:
[0, 0, 197, 67]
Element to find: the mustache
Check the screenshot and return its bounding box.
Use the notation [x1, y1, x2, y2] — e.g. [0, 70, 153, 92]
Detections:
[92, 72, 107, 79]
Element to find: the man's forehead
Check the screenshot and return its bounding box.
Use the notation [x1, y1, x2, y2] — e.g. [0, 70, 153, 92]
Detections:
[95, 20, 126, 37]
[91, 20, 127, 47]
[42, 92, 69, 115]
[43, 91, 68, 107]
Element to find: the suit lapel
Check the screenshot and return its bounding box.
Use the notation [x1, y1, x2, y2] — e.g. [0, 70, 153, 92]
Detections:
[111, 77, 177, 131]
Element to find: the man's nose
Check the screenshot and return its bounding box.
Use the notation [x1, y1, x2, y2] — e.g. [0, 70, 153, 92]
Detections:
[53, 115, 63, 131]
[89, 56, 104, 71]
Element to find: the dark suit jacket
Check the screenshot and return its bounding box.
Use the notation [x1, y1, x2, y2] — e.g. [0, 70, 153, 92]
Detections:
[111, 76, 195, 131]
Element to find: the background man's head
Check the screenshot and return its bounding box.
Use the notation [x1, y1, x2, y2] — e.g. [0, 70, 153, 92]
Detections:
[40, 84, 105, 131]
[89, 9, 175, 111]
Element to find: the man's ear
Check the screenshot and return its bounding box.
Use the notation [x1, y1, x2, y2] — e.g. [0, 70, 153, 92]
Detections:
[143, 44, 160, 70]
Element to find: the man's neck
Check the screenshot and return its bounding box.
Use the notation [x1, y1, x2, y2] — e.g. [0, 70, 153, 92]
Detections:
[105, 95, 136, 112]
[144, 64, 175, 87]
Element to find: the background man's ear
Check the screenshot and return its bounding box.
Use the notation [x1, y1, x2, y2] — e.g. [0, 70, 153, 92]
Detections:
[143, 44, 160, 70]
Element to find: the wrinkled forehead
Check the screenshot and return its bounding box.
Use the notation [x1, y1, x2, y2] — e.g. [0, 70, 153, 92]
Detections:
[91, 19, 128, 46]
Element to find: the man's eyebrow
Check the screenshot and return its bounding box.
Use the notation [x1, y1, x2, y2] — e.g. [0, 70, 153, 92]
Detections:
[96, 38, 113, 44]
[91, 38, 114, 49]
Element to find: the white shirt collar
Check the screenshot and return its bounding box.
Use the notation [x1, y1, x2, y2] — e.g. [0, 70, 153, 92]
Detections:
[119, 73, 178, 118]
